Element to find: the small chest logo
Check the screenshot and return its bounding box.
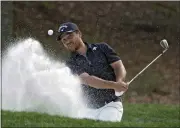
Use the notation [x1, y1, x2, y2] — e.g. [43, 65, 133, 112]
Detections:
[93, 47, 97, 51]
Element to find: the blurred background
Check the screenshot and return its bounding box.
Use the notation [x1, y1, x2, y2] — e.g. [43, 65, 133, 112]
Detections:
[1, 1, 179, 104]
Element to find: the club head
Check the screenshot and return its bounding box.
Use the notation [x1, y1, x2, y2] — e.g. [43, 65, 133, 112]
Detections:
[160, 39, 169, 50]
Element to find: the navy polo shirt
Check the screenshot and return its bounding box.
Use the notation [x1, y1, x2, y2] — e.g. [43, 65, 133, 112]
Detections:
[66, 42, 121, 109]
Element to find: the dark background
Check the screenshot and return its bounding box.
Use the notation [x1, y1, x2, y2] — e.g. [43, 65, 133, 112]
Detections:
[1, 1, 179, 104]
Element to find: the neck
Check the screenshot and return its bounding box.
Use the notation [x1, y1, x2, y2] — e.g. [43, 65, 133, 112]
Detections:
[76, 41, 87, 55]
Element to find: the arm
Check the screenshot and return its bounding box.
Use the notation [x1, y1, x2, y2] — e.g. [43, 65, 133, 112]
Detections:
[100, 43, 127, 82]
[79, 73, 127, 92]
[110, 60, 127, 82]
[79, 43, 128, 92]
[110, 60, 128, 93]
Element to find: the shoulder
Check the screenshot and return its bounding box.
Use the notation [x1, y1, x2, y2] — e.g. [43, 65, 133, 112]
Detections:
[90, 42, 110, 49]
[91, 42, 108, 46]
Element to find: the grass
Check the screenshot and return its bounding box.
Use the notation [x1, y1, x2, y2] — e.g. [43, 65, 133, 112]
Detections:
[2, 103, 179, 127]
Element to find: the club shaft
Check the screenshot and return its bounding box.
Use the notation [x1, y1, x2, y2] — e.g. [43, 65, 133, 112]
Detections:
[128, 49, 168, 85]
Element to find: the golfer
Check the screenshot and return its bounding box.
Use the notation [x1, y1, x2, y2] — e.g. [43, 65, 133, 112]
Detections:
[57, 22, 128, 122]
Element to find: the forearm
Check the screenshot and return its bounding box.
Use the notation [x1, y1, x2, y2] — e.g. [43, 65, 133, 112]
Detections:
[81, 75, 116, 89]
[79, 72, 128, 92]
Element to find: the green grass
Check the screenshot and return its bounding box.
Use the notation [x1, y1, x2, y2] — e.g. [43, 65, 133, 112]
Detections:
[2, 103, 179, 127]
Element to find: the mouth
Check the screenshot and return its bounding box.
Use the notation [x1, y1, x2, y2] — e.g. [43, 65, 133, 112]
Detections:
[66, 42, 75, 50]
[67, 41, 73, 45]
[67, 42, 74, 47]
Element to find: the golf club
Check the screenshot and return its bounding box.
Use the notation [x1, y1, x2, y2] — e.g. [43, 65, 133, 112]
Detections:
[115, 39, 169, 96]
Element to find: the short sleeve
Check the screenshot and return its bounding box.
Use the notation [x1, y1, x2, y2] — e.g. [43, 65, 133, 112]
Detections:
[99, 43, 121, 64]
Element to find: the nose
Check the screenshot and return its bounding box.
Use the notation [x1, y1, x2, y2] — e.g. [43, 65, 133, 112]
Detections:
[62, 36, 70, 44]
[63, 40, 72, 47]
[62, 34, 71, 43]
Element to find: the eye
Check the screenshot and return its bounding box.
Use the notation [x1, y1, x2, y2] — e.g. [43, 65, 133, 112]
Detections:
[62, 38, 67, 42]
[67, 33, 74, 39]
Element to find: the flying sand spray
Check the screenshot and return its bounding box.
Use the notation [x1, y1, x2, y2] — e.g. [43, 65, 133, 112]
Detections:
[2, 38, 90, 118]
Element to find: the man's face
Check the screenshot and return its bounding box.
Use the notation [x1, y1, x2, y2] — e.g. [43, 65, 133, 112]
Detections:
[60, 31, 81, 52]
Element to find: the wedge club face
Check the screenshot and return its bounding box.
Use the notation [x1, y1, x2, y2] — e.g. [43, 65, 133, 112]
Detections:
[160, 39, 169, 50]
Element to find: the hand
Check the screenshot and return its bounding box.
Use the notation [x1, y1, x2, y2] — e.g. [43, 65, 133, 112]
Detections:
[114, 81, 129, 92]
[79, 72, 89, 77]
